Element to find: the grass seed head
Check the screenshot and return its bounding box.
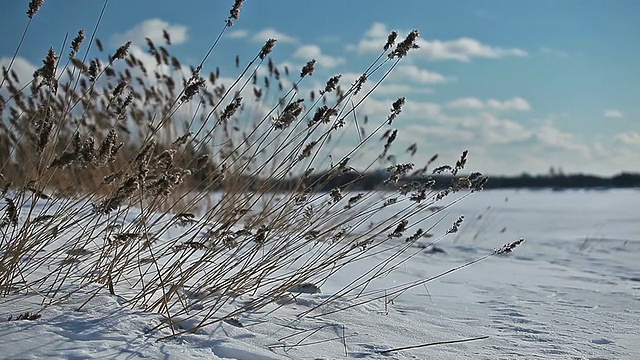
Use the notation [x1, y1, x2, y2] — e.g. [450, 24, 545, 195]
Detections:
[115, 91, 133, 119]
[388, 219, 409, 238]
[0, 198, 18, 228]
[259, 39, 277, 60]
[387, 97, 405, 125]
[300, 59, 316, 78]
[181, 70, 206, 103]
[70, 29, 85, 58]
[35, 105, 53, 153]
[220, 97, 243, 124]
[227, 0, 244, 26]
[330, 188, 343, 203]
[88, 59, 100, 82]
[496, 238, 525, 255]
[298, 141, 318, 161]
[26, 0, 45, 19]
[322, 75, 341, 94]
[111, 41, 132, 61]
[308, 105, 338, 127]
[447, 216, 464, 234]
[273, 99, 304, 130]
[453, 150, 469, 175]
[389, 30, 420, 59]
[353, 73, 367, 95]
[33, 47, 58, 92]
[384, 31, 398, 51]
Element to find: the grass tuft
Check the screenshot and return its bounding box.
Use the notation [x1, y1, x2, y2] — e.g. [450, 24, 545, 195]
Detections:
[0, 0, 522, 343]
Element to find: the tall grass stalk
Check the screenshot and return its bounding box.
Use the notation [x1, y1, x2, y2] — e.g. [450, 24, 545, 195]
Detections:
[0, 0, 520, 339]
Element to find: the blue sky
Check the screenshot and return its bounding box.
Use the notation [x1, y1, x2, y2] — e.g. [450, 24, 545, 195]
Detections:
[1, 0, 638, 175]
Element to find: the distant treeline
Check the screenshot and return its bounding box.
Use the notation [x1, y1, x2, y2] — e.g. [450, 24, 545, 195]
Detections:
[271, 171, 640, 191]
[478, 172, 640, 189]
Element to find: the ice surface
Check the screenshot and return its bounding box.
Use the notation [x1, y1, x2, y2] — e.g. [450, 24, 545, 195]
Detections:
[1, 189, 638, 359]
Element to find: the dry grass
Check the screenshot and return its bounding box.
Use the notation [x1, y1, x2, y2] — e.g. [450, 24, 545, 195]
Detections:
[0, 0, 520, 338]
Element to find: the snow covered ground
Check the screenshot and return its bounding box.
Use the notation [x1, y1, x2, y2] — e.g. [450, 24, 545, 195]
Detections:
[1, 189, 638, 359]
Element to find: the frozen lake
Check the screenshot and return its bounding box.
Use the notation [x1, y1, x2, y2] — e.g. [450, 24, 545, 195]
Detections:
[1, 188, 638, 359]
[366, 188, 640, 358]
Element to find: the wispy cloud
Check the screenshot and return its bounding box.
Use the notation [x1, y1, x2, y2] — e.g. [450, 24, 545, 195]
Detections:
[616, 132, 640, 146]
[293, 45, 344, 68]
[535, 124, 591, 158]
[111, 19, 188, 47]
[447, 97, 531, 111]
[227, 29, 249, 39]
[446, 97, 485, 110]
[417, 38, 527, 62]
[349, 22, 388, 53]
[404, 124, 475, 143]
[333, 90, 631, 174]
[604, 109, 624, 118]
[486, 97, 531, 111]
[358, 96, 532, 146]
[352, 23, 527, 61]
[476, 113, 532, 144]
[252, 28, 297, 43]
[0, 56, 36, 87]
[395, 65, 451, 84]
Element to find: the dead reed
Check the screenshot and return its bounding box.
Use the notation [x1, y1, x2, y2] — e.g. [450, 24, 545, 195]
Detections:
[0, 0, 521, 342]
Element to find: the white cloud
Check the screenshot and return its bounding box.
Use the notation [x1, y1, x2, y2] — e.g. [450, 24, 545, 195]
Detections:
[126, 45, 170, 75]
[111, 19, 188, 47]
[394, 65, 450, 84]
[446, 97, 531, 111]
[404, 101, 443, 119]
[475, 113, 531, 144]
[487, 97, 531, 111]
[616, 132, 640, 146]
[252, 28, 297, 43]
[404, 124, 474, 143]
[317, 90, 634, 174]
[360, 97, 530, 146]
[535, 124, 591, 158]
[604, 109, 624, 118]
[227, 29, 249, 38]
[593, 142, 607, 157]
[0, 56, 37, 87]
[351, 22, 394, 53]
[536, 124, 574, 147]
[446, 97, 485, 110]
[365, 22, 390, 39]
[417, 38, 527, 62]
[312, 84, 634, 174]
[293, 45, 345, 68]
[352, 23, 528, 62]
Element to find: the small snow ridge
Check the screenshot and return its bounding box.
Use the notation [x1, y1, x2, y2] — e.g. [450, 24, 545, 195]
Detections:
[287, 282, 321, 294]
[591, 338, 614, 345]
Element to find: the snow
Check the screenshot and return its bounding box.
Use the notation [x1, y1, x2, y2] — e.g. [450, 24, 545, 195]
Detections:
[1, 189, 638, 359]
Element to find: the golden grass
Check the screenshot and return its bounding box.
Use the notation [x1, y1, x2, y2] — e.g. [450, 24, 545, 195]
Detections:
[0, 0, 517, 338]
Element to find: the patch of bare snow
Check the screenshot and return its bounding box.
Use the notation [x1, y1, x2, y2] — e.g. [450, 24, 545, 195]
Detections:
[1, 189, 638, 359]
